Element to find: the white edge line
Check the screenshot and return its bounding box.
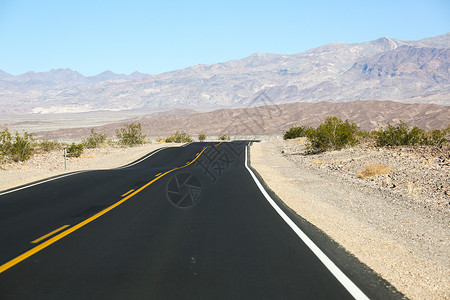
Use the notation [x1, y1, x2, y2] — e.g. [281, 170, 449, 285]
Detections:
[115, 147, 167, 169]
[0, 147, 169, 196]
[0, 171, 86, 197]
[244, 144, 370, 300]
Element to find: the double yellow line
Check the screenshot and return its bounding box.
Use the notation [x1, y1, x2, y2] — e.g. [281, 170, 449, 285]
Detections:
[0, 144, 216, 274]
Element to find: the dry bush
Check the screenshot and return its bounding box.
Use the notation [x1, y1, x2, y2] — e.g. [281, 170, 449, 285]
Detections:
[357, 164, 391, 178]
[80, 152, 95, 158]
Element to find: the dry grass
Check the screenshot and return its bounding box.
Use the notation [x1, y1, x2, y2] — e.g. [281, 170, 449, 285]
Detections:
[357, 164, 391, 178]
[311, 159, 325, 166]
[80, 152, 95, 158]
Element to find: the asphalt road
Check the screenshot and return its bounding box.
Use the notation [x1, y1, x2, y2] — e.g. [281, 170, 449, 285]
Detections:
[0, 142, 402, 299]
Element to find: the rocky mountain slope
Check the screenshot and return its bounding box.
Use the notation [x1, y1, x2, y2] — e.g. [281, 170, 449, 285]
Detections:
[1, 33, 448, 114]
[35, 100, 450, 139]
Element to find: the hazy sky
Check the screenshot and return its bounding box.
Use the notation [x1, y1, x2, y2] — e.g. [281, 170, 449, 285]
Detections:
[0, 0, 448, 76]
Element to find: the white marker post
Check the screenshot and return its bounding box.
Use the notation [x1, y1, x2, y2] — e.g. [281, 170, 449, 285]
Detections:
[64, 148, 67, 170]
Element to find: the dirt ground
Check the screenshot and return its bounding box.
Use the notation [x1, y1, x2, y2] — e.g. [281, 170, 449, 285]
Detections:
[250, 139, 449, 300]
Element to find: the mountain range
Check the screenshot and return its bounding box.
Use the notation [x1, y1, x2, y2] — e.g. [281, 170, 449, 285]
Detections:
[0, 33, 449, 114]
[35, 100, 450, 139]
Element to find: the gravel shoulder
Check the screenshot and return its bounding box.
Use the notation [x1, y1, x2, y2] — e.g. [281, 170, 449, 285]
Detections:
[0, 143, 182, 192]
[250, 139, 449, 300]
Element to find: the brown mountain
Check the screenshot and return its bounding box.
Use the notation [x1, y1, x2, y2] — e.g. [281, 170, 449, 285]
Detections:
[36, 100, 450, 140]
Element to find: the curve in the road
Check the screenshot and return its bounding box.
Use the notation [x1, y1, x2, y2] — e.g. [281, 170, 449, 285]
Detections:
[0, 144, 211, 274]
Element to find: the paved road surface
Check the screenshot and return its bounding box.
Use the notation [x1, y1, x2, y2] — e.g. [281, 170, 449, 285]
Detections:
[0, 142, 402, 299]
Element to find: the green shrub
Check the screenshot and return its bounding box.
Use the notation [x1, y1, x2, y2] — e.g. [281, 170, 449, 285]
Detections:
[66, 143, 84, 158]
[38, 139, 61, 152]
[422, 125, 450, 146]
[0, 129, 35, 162]
[283, 126, 312, 140]
[198, 132, 207, 142]
[372, 121, 450, 147]
[0, 128, 12, 158]
[444, 124, 450, 135]
[10, 131, 35, 162]
[218, 134, 230, 141]
[83, 129, 106, 148]
[116, 122, 146, 146]
[355, 130, 373, 139]
[375, 121, 425, 147]
[306, 117, 359, 153]
[421, 128, 448, 146]
[165, 131, 194, 143]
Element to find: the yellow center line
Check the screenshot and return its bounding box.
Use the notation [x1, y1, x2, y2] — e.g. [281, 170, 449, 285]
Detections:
[0, 145, 213, 275]
[31, 225, 70, 244]
[155, 172, 162, 177]
[121, 189, 134, 197]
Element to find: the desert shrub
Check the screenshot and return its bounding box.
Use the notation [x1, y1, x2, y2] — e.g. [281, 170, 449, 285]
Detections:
[407, 125, 425, 145]
[116, 122, 146, 146]
[38, 139, 61, 152]
[165, 131, 194, 143]
[198, 132, 207, 142]
[164, 135, 174, 143]
[283, 125, 312, 140]
[10, 131, 35, 162]
[354, 130, 376, 145]
[306, 116, 359, 153]
[83, 129, 106, 148]
[421, 128, 448, 146]
[218, 134, 230, 141]
[355, 130, 373, 139]
[66, 143, 84, 158]
[444, 124, 450, 135]
[373, 121, 450, 147]
[0, 128, 12, 158]
[374, 121, 425, 147]
[0, 129, 35, 162]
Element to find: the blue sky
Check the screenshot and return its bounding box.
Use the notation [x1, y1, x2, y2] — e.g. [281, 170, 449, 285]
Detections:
[0, 0, 448, 76]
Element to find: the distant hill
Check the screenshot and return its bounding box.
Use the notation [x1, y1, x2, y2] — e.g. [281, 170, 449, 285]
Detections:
[36, 100, 450, 139]
[87, 70, 149, 83]
[1, 33, 448, 115]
